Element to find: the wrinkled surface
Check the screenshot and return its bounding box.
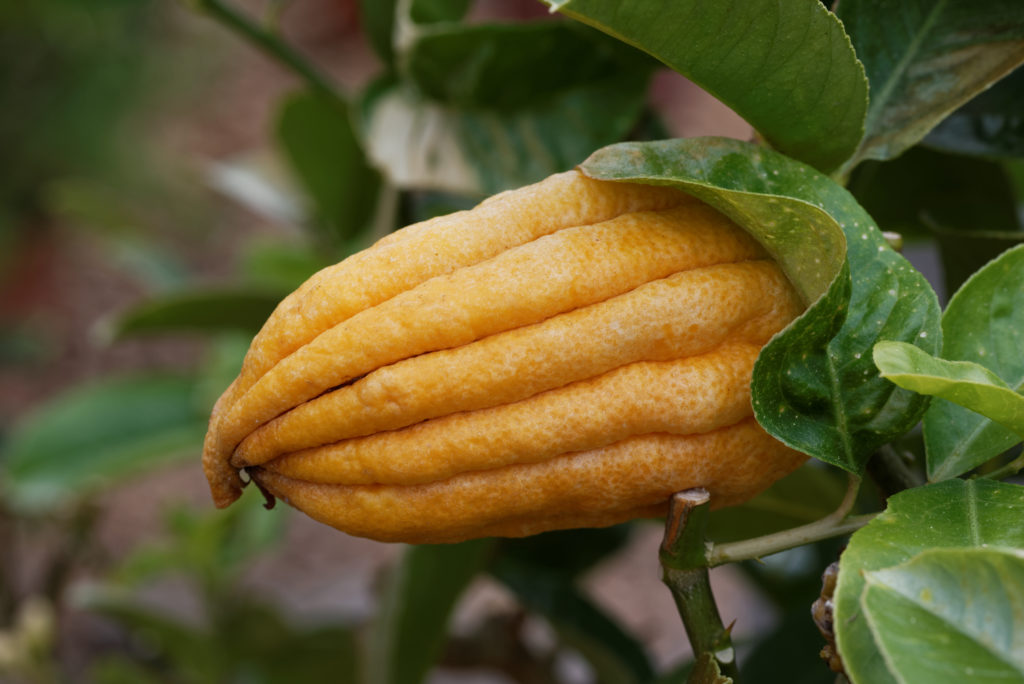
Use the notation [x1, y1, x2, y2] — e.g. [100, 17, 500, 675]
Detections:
[203, 170, 806, 543]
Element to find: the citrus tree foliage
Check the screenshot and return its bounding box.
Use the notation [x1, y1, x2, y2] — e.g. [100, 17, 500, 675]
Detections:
[2, 1, 1022, 683]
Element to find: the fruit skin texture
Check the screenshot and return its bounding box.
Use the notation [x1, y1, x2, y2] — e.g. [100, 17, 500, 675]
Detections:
[202, 170, 807, 544]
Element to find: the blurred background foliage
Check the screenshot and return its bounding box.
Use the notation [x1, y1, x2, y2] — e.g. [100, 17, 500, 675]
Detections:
[0, 0, 1021, 682]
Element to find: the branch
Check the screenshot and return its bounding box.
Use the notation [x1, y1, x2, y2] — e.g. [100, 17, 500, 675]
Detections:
[708, 473, 874, 566]
[187, 0, 345, 105]
[659, 489, 740, 682]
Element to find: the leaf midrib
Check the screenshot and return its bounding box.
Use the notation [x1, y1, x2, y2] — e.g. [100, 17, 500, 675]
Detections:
[863, 0, 949, 136]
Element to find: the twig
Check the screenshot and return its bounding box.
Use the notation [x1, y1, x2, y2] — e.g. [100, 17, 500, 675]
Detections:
[186, 0, 345, 105]
[659, 489, 740, 682]
[708, 473, 874, 566]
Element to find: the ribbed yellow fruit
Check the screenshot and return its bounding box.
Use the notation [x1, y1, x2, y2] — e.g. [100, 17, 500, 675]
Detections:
[202, 170, 806, 544]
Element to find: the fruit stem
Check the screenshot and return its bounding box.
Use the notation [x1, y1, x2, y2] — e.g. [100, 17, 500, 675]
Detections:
[186, 0, 345, 106]
[659, 489, 740, 682]
[708, 473, 874, 566]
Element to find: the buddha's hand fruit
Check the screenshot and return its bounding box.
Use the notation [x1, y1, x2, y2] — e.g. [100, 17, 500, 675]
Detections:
[202, 170, 807, 544]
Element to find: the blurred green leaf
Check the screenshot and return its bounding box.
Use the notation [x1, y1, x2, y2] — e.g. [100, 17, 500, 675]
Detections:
[495, 524, 632, 580]
[84, 592, 357, 684]
[2, 374, 207, 514]
[837, 0, 1024, 173]
[404, 22, 654, 111]
[364, 72, 650, 195]
[861, 548, 1024, 683]
[367, 540, 494, 684]
[924, 244, 1024, 480]
[239, 238, 328, 293]
[926, 66, 1024, 158]
[834, 479, 1024, 684]
[360, 0, 398, 65]
[548, 0, 867, 175]
[408, 0, 471, 24]
[0, 1, 155, 216]
[362, 18, 657, 196]
[706, 464, 846, 544]
[115, 493, 287, 592]
[582, 137, 941, 475]
[492, 558, 654, 684]
[276, 91, 382, 247]
[104, 289, 283, 341]
[846, 145, 1023, 294]
[848, 146, 1021, 237]
[874, 341, 1024, 458]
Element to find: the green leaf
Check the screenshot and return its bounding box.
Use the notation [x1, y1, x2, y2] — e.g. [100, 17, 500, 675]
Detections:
[359, 0, 397, 65]
[1, 374, 207, 514]
[834, 478, 1024, 684]
[925, 66, 1024, 158]
[408, 0, 471, 24]
[926, 243, 1024, 480]
[103, 289, 283, 341]
[846, 145, 1023, 295]
[362, 21, 655, 196]
[547, 0, 867, 174]
[496, 524, 632, 579]
[874, 340, 1024, 443]
[276, 90, 382, 245]
[493, 558, 655, 684]
[366, 540, 494, 684]
[861, 548, 1024, 683]
[404, 22, 654, 111]
[837, 0, 1024, 173]
[581, 137, 941, 475]
[706, 464, 847, 544]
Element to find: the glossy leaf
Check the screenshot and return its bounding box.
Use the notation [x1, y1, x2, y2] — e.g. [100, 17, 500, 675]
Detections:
[104, 289, 283, 341]
[493, 558, 655, 684]
[834, 478, 1024, 684]
[581, 138, 941, 475]
[925, 244, 1024, 480]
[1, 374, 207, 514]
[837, 0, 1024, 172]
[926, 67, 1024, 158]
[276, 91, 381, 245]
[861, 548, 1024, 683]
[366, 539, 494, 684]
[547, 0, 867, 174]
[874, 341, 1024, 448]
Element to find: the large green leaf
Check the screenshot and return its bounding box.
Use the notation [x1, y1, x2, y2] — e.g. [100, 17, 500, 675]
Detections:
[925, 66, 1024, 159]
[581, 138, 941, 474]
[874, 341, 1024, 448]
[547, 0, 867, 174]
[837, 0, 1024, 173]
[925, 244, 1024, 480]
[366, 540, 494, 684]
[1, 374, 207, 514]
[104, 289, 283, 341]
[276, 90, 381, 246]
[362, 21, 655, 196]
[834, 479, 1024, 684]
[861, 548, 1024, 683]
